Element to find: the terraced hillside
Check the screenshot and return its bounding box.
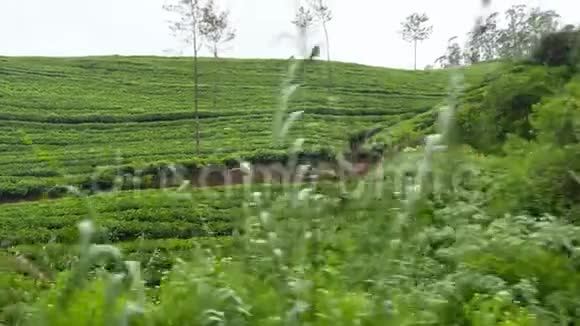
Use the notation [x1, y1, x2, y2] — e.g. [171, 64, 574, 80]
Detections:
[0, 56, 497, 200]
[0, 56, 501, 299]
[0, 186, 246, 285]
[0, 182, 388, 286]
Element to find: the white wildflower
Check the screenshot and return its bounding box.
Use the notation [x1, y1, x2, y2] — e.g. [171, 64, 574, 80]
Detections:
[268, 232, 277, 241]
[297, 188, 313, 201]
[240, 161, 252, 175]
[78, 220, 94, 237]
[259, 211, 270, 224]
[312, 194, 324, 201]
[425, 134, 442, 147]
[89, 244, 122, 260]
[251, 239, 267, 245]
[273, 248, 283, 258]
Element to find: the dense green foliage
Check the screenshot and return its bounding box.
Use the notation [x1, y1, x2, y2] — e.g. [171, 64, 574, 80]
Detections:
[532, 28, 580, 68]
[4, 157, 580, 325]
[452, 61, 579, 221]
[455, 64, 568, 151]
[1, 51, 579, 325]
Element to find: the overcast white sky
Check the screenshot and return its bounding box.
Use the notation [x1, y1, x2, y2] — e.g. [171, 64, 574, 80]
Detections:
[0, 0, 577, 69]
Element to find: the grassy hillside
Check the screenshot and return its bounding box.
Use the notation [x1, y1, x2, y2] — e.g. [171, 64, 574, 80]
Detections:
[0, 56, 497, 200]
[1, 51, 580, 324]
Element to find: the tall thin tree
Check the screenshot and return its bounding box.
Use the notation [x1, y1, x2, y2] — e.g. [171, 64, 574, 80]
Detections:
[498, 4, 529, 59]
[495, 5, 561, 59]
[164, 0, 203, 154]
[199, 0, 236, 59]
[465, 12, 500, 64]
[436, 36, 463, 68]
[310, 0, 333, 92]
[199, 0, 236, 111]
[527, 7, 560, 52]
[401, 13, 433, 70]
[292, 5, 315, 84]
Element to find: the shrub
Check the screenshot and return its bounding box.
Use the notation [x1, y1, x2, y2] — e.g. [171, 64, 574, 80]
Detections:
[455, 65, 566, 152]
[532, 28, 580, 69]
[489, 141, 580, 220]
[531, 77, 580, 145]
[0, 272, 42, 325]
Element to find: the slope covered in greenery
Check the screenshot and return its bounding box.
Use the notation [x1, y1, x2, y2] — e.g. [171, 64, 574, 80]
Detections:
[0, 56, 496, 200]
[1, 45, 579, 325]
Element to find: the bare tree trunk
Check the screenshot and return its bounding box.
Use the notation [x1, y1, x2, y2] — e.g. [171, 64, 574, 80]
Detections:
[322, 21, 332, 93]
[300, 28, 307, 113]
[302, 33, 307, 85]
[414, 39, 417, 70]
[213, 44, 218, 111]
[193, 28, 200, 154]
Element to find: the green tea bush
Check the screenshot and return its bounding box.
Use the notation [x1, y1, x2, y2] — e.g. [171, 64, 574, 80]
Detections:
[1, 56, 497, 202]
